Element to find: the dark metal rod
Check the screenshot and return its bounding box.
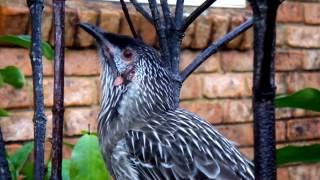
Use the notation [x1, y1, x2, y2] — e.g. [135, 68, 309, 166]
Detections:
[160, 0, 172, 30]
[130, 0, 153, 23]
[27, 0, 48, 179]
[174, 0, 184, 28]
[249, 0, 281, 179]
[120, 0, 139, 38]
[51, 0, 65, 179]
[0, 128, 11, 180]
[181, 18, 253, 81]
[148, 0, 171, 69]
[180, 0, 216, 32]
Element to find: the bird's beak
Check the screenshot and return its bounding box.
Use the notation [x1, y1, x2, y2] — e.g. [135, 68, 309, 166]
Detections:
[79, 22, 118, 76]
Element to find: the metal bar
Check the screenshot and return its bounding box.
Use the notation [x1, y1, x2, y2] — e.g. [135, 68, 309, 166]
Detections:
[181, 18, 253, 81]
[0, 128, 11, 180]
[174, 0, 184, 28]
[130, 0, 153, 23]
[26, 0, 48, 179]
[120, 0, 139, 38]
[51, 0, 65, 179]
[249, 0, 281, 179]
[160, 0, 172, 30]
[180, 0, 216, 32]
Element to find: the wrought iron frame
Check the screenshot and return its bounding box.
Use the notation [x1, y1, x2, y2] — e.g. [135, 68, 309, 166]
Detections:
[0, 0, 282, 179]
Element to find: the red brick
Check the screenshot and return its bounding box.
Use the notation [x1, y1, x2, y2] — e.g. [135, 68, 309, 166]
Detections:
[216, 123, 253, 146]
[276, 121, 286, 142]
[191, 16, 212, 49]
[0, 48, 53, 76]
[180, 50, 220, 73]
[275, 73, 287, 95]
[43, 78, 97, 107]
[275, 108, 292, 120]
[275, 50, 304, 71]
[119, 11, 141, 37]
[239, 147, 253, 160]
[0, 81, 32, 109]
[286, 72, 320, 93]
[179, 101, 223, 124]
[99, 9, 121, 34]
[277, 167, 289, 180]
[221, 50, 253, 72]
[180, 75, 202, 100]
[210, 13, 229, 42]
[0, 111, 52, 141]
[181, 22, 195, 48]
[287, 117, 320, 141]
[223, 99, 252, 123]
[277, 2, 304, 23]
[239, 27, 253, 50]
[286, 26, 320, 48]
[303, 50, 320, 70]
[5, 144, 23, 155]
[288, 164, 320, 180]
[64, 107, 99, 136]
[65, 50, 100, 76]
[227, 15, 245, 49]
[276, 25, 285, 47]
[0, 0, 29, 35]
[139, 17, 157, 46]
[304, 3, 320, 24]
[203, 73, 251, 98]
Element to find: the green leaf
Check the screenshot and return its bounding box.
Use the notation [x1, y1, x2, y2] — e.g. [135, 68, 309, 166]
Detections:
[70, 134, 112, 180]
[7, 159, 17, 180]
[63, 141, 75, 149]
[46, 160, 71, 180]
[0, 108, 10, 117]
[21, 162, 33, 180]
[0, 66, 25, 89]
[9, 142, 33, 178]
[276, 144, 320, 166]
[275, 88, 320, 112]
[0, 35, 54, 60]
[0, 73, 4, 87]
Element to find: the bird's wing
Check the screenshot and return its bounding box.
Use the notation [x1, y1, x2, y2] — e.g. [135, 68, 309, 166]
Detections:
[115, 109, 254, 180]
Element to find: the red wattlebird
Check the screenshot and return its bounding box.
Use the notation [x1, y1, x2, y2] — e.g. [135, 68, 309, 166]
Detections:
[79, 23, 254, 180]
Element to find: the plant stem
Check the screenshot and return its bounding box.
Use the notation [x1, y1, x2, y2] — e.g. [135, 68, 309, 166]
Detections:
[51, 0, 65, 179]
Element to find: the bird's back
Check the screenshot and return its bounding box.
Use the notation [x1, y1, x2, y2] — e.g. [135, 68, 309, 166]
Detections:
[108, 108, 254, 180]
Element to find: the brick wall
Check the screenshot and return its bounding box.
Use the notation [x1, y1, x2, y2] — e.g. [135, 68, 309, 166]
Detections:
[1, 0, 320, 179]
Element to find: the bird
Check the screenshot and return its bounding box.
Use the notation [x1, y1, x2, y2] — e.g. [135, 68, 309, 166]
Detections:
[79, 22, 255, 180]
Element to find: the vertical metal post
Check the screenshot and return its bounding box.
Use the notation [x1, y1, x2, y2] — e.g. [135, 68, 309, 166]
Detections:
[0, 129, 11, 180]
[51, 0, 65, 179]
[249, 0, 281, 179]
[27, 0, 48, 179]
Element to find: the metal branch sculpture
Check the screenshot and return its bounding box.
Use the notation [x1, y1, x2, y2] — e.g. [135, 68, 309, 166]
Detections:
[26, 0, 48, 179]
[51, 0, 66, 179]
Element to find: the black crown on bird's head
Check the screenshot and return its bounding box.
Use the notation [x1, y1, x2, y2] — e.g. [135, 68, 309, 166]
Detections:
[79, 22, 165, 86]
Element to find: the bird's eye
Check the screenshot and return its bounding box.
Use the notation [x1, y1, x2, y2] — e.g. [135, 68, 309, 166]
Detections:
[123, 49, 133, 59]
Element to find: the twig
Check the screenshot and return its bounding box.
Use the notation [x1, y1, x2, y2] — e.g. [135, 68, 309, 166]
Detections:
[130, 0, 153, 23]
[26, 0, 48, 179]
[148, 0, 171, 68]
[120, 0, 139, 38]
[180, 0, 216, 32]
[160, 0, 172, 30]
[174, 0, 184, 28]
[0, 128, 11, 180]
[51, 0, 65, 179]
[181, 18, 253, 81]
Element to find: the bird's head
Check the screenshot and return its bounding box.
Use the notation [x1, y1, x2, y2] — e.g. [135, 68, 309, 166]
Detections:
[79, 23, 175, 117]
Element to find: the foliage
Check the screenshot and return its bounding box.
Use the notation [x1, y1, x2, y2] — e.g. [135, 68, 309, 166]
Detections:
[7, 134, 112, 180]
[275, 87, 320, 166]
[276, 144, 320, 166]
[0, 35, 54, 60]
[0, 66, 25, 117]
